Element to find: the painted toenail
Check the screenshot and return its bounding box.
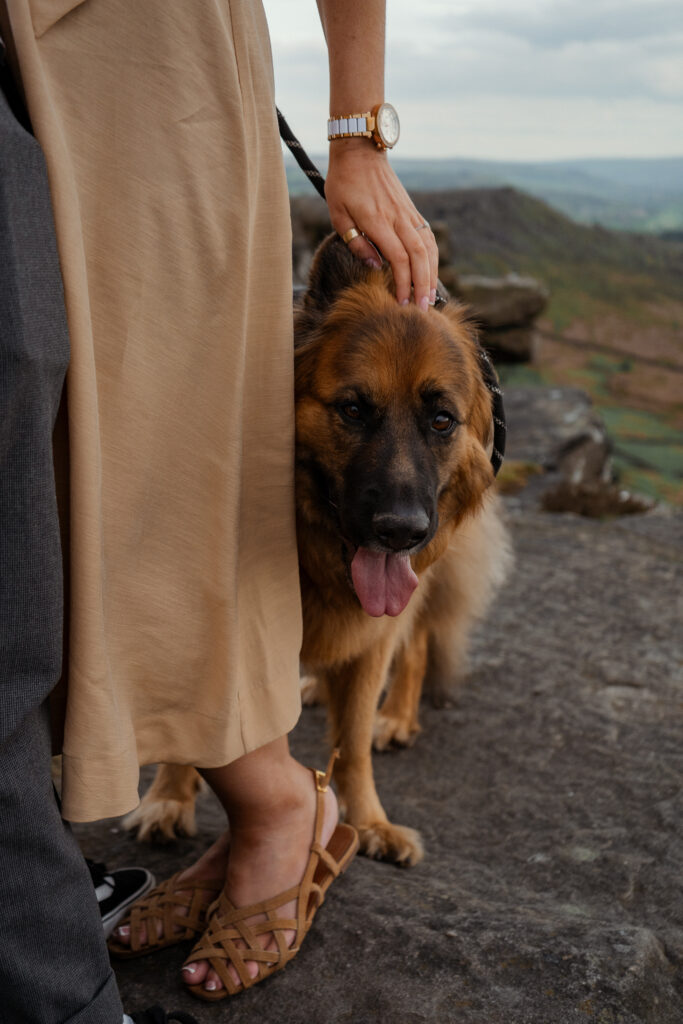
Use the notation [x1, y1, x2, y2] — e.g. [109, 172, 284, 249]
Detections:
[182, 964, 198, 975]
[116, 925, 130, 936]
[205, 980, 218, 991]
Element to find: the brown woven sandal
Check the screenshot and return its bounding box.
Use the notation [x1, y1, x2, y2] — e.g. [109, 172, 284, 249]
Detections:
[182, 749, 358, 1001]
[107, 871, 223, 958]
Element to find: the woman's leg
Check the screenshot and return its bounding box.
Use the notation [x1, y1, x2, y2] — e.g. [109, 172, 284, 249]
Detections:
[114, 735, 339, 993]
[186, 735, 339, 993]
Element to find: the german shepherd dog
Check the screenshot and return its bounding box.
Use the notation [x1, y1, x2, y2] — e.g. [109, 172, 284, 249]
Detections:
[124, 234, 511, 866]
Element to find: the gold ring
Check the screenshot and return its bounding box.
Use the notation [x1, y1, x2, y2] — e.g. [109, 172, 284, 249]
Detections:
[341, 227, 361, 244]
[415, 219, 430, 231]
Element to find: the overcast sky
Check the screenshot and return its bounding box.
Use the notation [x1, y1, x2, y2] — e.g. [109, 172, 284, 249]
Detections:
[262, 0, 683, 161]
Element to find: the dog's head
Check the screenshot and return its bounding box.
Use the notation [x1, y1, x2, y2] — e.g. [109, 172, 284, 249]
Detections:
[295, 234, 495, 617]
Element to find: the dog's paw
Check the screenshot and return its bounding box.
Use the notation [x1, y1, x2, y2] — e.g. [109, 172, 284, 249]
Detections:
[357, 821, 424, 866]
[372, 712, 421, 751]
[300, 674, 326, 706]
[122, 797, 197, 843]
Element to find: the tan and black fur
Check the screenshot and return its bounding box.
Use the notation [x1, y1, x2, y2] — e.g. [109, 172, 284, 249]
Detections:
[125, 235, 511, 865]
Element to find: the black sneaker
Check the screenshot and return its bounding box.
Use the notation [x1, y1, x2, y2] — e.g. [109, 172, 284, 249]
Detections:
[130, 1008, 199, 1024]
[86, 858, 155, 938]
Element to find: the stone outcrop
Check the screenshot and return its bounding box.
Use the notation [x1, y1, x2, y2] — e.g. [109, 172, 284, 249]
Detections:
[75, 498, 683, 1023]
[441, 272, 548, 362]
[455, 274, 549, 329]
[503, 386, 612, 493]
[499, 386, 657, 516]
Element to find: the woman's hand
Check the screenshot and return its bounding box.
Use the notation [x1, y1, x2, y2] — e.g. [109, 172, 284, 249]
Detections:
[324, 138, 438, 310]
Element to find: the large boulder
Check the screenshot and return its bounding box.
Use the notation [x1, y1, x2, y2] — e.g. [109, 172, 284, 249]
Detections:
[456, 273, 549, 329]
[437, 270, 549, 361]
[482, 323, 541, 362]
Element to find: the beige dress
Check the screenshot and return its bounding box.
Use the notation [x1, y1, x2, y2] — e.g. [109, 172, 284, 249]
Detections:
[2, 0, 302, 820]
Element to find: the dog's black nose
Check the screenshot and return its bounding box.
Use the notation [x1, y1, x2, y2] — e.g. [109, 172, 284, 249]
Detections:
[372, 510, 430, 551]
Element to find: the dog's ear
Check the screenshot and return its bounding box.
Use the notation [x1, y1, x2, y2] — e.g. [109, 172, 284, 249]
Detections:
[304, 233, 377, 311]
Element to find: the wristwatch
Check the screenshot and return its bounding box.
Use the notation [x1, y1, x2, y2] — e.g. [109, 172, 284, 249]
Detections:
[327, 103, 400, 151]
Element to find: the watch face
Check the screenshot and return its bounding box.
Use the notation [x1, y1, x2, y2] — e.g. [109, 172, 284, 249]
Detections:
[377, 104, 400, 147]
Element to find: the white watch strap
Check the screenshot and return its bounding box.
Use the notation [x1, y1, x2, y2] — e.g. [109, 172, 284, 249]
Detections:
[327, 114, 372, 140]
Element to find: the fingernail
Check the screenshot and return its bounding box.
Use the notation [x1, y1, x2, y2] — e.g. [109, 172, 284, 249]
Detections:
[401, 298, 410, 306]
[182, 964, 198, 975]
[364, 258, 381, 269]
[429, 288, 437, 305]
[419, 296, 429, 312]
[205, 980, 218, 991]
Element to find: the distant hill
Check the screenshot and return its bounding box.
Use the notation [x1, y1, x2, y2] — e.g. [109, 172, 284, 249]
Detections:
[285, 154, 683, 234]
[412, 186, 683, 307]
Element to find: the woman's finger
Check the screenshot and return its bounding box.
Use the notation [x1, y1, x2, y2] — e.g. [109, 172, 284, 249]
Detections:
[408, 214, 438, 304]
[405, 218, 433, 310]
[418, 220, 439, 302]
[372, 216, 430, 307]
[333, 220, 383, 268]
[366, 223, 412, 303]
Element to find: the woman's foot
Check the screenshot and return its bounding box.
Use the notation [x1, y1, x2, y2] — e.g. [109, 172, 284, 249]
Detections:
[111, 832, 229, 949]
[181, 760, 339, 994]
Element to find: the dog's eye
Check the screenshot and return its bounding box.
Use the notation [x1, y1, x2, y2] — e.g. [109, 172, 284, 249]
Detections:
[431, 412, 455, 434]
[340, 403, 362, 422]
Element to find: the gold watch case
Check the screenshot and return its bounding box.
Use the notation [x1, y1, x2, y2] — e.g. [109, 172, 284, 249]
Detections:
[372, 103, 400, 150]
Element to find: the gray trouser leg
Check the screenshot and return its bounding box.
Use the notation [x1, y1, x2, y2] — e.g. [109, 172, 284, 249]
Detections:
[0, 705, 124, 1024]
[0, 59, 67, 743]
[0, 59, 123, 1024]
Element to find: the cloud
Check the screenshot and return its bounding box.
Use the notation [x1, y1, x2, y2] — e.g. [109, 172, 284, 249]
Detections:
[435, 0, 683, 46]
[385, 31, 683, 103]
[263, 0, 683, 158]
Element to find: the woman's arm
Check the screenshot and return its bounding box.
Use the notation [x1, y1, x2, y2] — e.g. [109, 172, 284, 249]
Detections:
[316, 0, 438, 309]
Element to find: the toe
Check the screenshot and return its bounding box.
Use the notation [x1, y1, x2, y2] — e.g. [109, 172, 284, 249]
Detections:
[204, 967, 224, 992]
[223, 947, 260, 989]
[113, 923, 130, 945]
[182, 960, 209, 986]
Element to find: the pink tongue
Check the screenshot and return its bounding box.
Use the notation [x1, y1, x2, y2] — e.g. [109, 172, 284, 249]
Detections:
[350, 548, 419, 617]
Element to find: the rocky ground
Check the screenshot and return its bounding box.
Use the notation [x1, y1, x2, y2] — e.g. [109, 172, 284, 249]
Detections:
[75, 392, 683, 1024]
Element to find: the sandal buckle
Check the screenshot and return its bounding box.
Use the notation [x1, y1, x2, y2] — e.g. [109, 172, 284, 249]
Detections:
[314, 769, 328, 793]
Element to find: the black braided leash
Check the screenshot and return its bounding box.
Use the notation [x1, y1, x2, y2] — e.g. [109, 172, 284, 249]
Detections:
[477, 349, 507, 475]
[277, 108, 327, 200]
[277, 108, 506, 476]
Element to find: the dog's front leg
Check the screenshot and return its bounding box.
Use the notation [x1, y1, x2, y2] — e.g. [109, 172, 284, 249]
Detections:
[373, 622, 428, 750]
[324, 643, 424, 866]
[123, 763, 203, 842]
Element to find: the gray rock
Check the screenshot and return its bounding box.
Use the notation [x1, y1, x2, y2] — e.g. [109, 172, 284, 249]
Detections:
[502, 387, 613, 505]
[74, 507, 683, 1023]
[482, 323, 541, 362]
[456, 273, 549, 329]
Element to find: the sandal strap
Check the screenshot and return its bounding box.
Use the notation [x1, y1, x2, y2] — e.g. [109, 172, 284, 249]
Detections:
[311, 746, 339, 847]
[124, 872, 222, 952]
[315, 747, 339, 794]
[183, 749, 351, 995]
[187, 900, 301, 994]
[311, 840, 341, 878]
